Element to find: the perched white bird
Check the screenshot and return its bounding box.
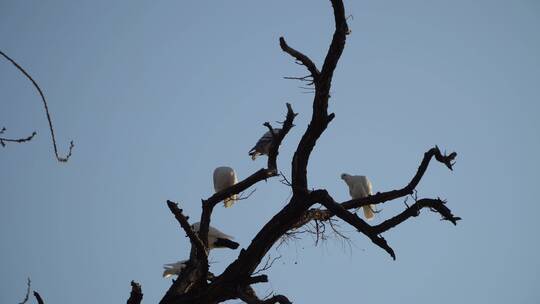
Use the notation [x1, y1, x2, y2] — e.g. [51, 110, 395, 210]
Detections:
[163, 260, 188, 278]
[191, 222, 239, 250]
[341, 173, 375, 220]
[213, 166, 238, 208]
[248, 128, 282, 160]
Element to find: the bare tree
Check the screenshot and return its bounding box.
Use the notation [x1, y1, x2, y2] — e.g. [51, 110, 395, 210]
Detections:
[17, 1, 459, 303]
[151, 1, 459, 304]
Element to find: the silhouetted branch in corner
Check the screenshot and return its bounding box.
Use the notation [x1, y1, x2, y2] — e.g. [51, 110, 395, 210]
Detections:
[126, 281, 143, 304]
[0, 50, 74, 162]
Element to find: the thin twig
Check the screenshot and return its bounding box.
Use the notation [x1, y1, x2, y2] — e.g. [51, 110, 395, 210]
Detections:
[0, 130, 36, 147]
[18, 278, 31, 304]
[0, 50, 74, 162]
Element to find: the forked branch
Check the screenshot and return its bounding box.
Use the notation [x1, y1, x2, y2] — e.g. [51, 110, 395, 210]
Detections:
[166, 200, 208, 264]
[159, 1, 459, 303]
[373, 198, 461, 234]
[238, 286, 292, 304]
[341, 146, 457, 210]
[197, 103, 297, 263]
[311, 189, 396, 259]
[279, 38, 320, 84]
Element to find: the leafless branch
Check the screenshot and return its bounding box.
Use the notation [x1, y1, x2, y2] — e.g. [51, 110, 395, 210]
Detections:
[18, 277, 31, 304]
[293, 146, 458, 230]
[197, 103, 296, 268]
[372, 198, 461, 234]
[237, 189, 257, 201]
[238, 286, 292, 304]
[126, 281, 143, 304]
[278, 171, 291, 187]
[0, 50, 74, 162]
[166, 200, 208, 264]
[158, 1, 459, 303]
[0, 128, 36, 147]
[253, 254, 282, 276]
[279, 37, 320, 84]
[283, 74, 314, 84]
[312, 189, 396, 259]
[33, 291, 45, 304]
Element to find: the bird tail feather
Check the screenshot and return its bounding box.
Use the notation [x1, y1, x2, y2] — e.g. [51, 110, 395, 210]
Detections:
[224, 194, 238, 208]
[214, 238, 239, 249]
[363, 205, 375, 220]
[163, 269, 174, 278]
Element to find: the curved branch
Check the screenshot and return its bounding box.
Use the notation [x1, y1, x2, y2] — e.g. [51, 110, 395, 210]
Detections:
[238, 286, 292, 304]
[320, 0, 349, 84]
[18, 278, 31, 304]
[294, 147, 458, 231]
[0, 50, 74, 162]
[0, 128, 36, 147]
[341, 146, 457, 210]
[311, 189, 396, 259]
[33, 291, 45, 304]
[372, 198, 461, 234]
[198, 103, 296, 264]
[279, 37, 320, 83]
[290, 0, 348, 191]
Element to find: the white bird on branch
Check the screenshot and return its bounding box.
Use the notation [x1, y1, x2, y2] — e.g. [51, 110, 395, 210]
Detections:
[341, 173, 376, 220]
[213, 166, 238, 208]
[248, 128, 281, 160]
[191, 222, 239, 250]
[162, 260, 188, 278]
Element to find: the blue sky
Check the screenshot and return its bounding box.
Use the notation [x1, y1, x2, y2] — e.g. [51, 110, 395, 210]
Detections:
[1, 1, 539, 303]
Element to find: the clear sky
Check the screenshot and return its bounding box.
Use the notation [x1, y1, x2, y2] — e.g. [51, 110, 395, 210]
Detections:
[1, 1, 539, 303]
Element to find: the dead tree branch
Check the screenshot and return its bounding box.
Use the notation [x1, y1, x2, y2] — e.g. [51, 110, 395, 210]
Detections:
[372, 198, 461, 234]
[311, 189, 396, 259]
[33, 291, 45, 304]
[0, 128, 36, 147]
[166, 200, 208, 265]
[0, 50, 74, 162]
[342, 146, 457, 210]
[279, 38, 320, 83]
[159, 1, 459, 303]
[126, 281, 143, 304]
[293, 146, 458, 230]
[18, 277, 31, 304]
[197, 103, 296, 265]
[238, 286, 292, 304]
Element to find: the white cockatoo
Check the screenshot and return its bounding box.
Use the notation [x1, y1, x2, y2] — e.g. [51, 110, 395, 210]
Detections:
[162, 260, 188, 278]
[341, 173, 375, 220]
[249, 128, 281, 160]
[213, 166, 238, 208]
[191, 222, 239, 250]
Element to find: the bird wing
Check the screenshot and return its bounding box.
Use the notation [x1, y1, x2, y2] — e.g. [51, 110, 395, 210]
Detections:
[208, 225, 233, 240]
[349, 175, 369, 198]
[213, 167, 236, 192]
[249, 129, 282, 156]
